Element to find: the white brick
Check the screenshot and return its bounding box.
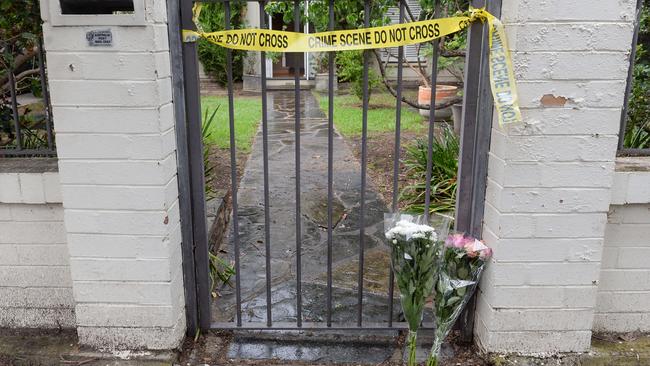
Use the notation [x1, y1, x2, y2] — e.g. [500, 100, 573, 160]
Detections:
[491, 131, 618, 163]
[76, 304, 177, 327]
[597, 292, 650, 313]
[24, 287, 75, 308]
[484, 262, 600, 286]
[600, 247, 618, 269]
[0, 222, 66, 244]
[62, 177, 177, 211]
[506, 23, 634, 52]
[483, 228, 603, 262]
[58, 154, 176, 185]
[0, 173, 21, 203]
[49, 79, 171, 108]
[0, 246, 20, 265]
[43, 24, 169, 53]
[64, 199, 179, 236]
[0, 266, 72, 288]
[476, 322, 591, 354]
[9, 204, 64, 221]
[17, 174, 46, 203]
[502, 0, 635, 22]
[66, 223, 180, 259]
[617, 247, 650, 269]
[56, 130, 176, 160]
[507, 108, 621, 136]
[43, 172, 62, 203]
[0, 205, 11, 221]
[51, 107, 166, 134]
[478, 282, 597, 309]
[486, 180, 610, 213]
[485, 204, 607, 238]
[626, 173, 650, 203]
[610, 172, 629, 204]
[517, 80, 627, 109]
[599, 270, 650, 291]
[604, 223, 650, 246]
[145, 0, 168, 23]
[69, 257, 177, 282]
[514, 52, 629, 81]
[73, 281, 176, 305]
[487, 156, 615, 188]
[477, 297, 594, 331]
[593, 313, 650, 333]
[46, 52, 161, 81]
[608, 204, 650, 224]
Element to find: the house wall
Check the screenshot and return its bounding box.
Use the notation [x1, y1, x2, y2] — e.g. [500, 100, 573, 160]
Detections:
[0, 167, 74, 328]
[476, 0, 637, 354]
[595, 159, 650, 332]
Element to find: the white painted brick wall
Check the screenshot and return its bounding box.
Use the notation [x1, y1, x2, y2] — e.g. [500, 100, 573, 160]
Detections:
[40, 0, 185, 350]
[0, 171, 74, 328]
[594, 166, 650, 332]
[476, 0, 636, 354]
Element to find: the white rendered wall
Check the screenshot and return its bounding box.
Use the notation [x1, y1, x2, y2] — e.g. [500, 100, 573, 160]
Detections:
[0, 170, 74, 328]
[39, 0, 185, 349]
[595, 161, 650, 332]
[475, 0, 637, 354]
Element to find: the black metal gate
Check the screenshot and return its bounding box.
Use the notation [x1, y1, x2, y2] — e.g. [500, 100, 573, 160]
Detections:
[170, 0, 500, 340]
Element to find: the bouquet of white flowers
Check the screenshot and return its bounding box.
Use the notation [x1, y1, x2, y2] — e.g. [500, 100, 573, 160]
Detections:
[384, 214, 449, 366]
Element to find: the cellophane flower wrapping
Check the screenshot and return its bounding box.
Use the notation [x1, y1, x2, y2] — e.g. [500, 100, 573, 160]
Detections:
[384, 213, 451, 366]
[426, 233, 492, 366]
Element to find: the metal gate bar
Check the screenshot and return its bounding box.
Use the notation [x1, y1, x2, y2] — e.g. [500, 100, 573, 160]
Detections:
[258, 1, 274, 327]
[356, 0, 371, 328]
[224, 1, 244, 327]
[326, 0, 335, 328]
[293, 0, 304, 328]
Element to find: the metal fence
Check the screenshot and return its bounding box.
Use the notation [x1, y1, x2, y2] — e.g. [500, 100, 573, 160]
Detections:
[618, 0, 650, 157]
[176, 0, 497, 338]
[1, 38, 56, 157]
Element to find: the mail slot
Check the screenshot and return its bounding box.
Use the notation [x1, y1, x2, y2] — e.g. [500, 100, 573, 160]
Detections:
[60, 0, 135, 15]
[49, 0, 145, 26]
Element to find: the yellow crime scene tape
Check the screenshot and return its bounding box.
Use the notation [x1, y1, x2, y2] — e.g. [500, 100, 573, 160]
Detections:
[183, 5, 521, 126]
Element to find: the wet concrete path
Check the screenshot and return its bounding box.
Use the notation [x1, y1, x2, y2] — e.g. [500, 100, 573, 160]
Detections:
[213, 91, 397, 325]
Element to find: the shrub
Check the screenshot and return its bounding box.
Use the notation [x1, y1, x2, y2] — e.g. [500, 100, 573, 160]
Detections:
[625, 4, 650, 147]
[197, 2, 246, 85]
[400, 124, 459, 215]
[336, 50, 381, 101]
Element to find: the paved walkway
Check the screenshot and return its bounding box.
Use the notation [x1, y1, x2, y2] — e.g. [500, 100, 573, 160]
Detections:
[213, 91, 396, 325]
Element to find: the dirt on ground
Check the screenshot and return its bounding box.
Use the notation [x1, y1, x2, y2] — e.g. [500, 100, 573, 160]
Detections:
[206, 145, 247, 199]
[346, 131, 419, 210]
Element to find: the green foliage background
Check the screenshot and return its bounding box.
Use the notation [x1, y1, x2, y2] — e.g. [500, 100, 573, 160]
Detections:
[626, 1, 650, 148]
[197, 1, 246, 85]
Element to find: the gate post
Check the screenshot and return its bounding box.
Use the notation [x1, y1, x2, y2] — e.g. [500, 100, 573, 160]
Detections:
[39, 0, 186, 349]
[475, 0, 636, 354]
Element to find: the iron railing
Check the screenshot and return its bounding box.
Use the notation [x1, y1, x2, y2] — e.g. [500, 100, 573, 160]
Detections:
[618, 0, 650, 157]
[176, 0, 496, 338]
[1, 38, 56, 157]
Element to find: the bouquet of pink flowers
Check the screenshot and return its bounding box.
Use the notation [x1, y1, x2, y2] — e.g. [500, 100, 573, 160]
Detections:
[426, 233, 492, 366]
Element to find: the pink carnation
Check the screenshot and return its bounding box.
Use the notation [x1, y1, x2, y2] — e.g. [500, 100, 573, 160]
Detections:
[445, 233, 471, 248]
[479, 246, 493, 260]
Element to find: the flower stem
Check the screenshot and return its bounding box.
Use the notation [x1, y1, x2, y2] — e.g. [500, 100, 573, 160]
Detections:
[407, 330, 418, 366]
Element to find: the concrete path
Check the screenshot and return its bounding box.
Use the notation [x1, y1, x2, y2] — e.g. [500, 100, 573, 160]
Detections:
[213, 91, 396, 325]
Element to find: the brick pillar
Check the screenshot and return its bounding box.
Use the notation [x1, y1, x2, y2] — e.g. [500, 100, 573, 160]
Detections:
[475, 0, 637, 353]
[40, 1, 185, 349]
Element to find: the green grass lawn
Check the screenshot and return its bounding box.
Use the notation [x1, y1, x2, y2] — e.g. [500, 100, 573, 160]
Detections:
[314, 91, 425, 137]
[201, 96, 262, 153]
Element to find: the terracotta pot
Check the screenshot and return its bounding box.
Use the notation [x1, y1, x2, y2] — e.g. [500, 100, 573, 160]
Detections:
[418, 85, 459, 119]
